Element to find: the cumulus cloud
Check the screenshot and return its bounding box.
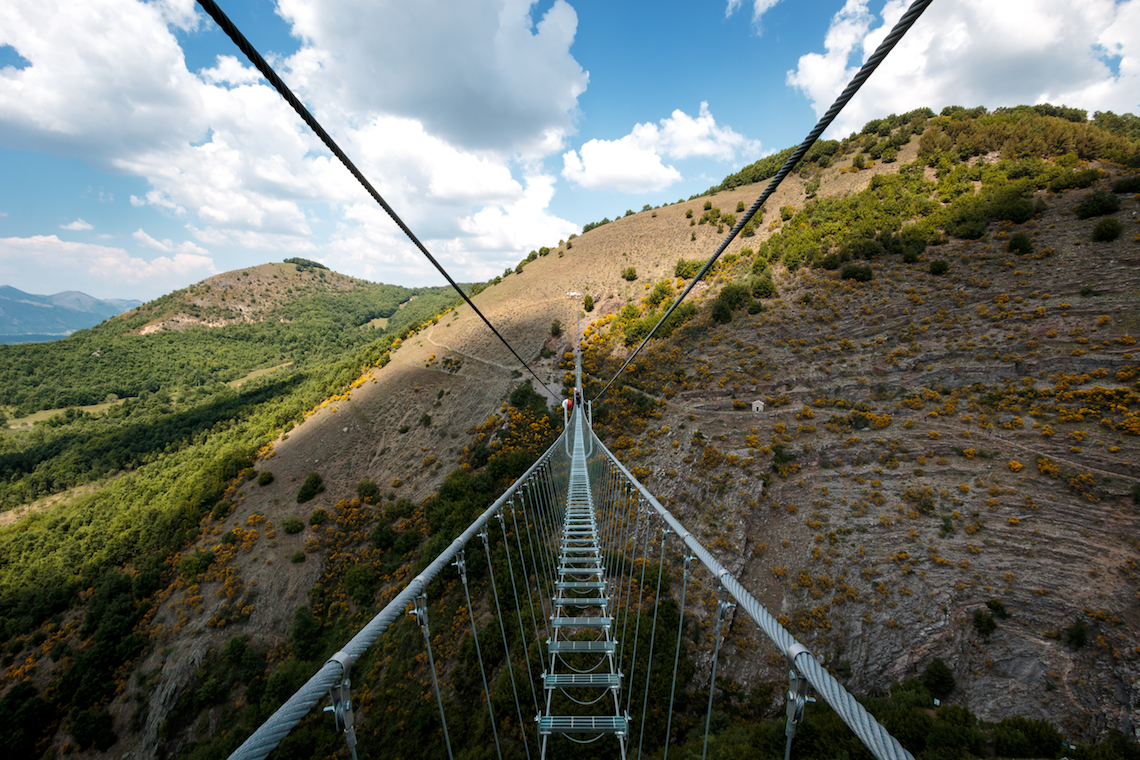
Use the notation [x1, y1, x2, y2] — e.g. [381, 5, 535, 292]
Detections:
[0, 0, 588, 290]
[276, 0, 589, 156]
[787, 0, 1140, 138]
[562, 103, 759, 193]
[0, 235, 216, 297]
[60, 219, 93, 231]
[199, 55, 262, 87]
[562, 138, 682, 193]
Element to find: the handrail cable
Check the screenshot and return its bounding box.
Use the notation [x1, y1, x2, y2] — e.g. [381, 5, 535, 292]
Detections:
[594, 432, 916, 760]
[590, 0, 934, 403]
[226, 431, 564, 760]
[194, 0, 558, 399]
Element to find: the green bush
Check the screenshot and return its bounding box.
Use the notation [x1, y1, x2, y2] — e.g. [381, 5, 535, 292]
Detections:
[1075, 189, 1122, 219]
[1112, 175, 1140, 193]
[973, 609, 996, 636]
[256, 470, 274, 486]
[921, 657, 955, 699]
[752, 277, 777, 299]
[308, 509, 327, 526]
[1065, 618, 1088, 648]
[711, 300, 732, 324]
[291, 550, 305, 563]
[356, 479, 380, 501]
[929, 259, 950, 275]
[840, 264, 873, 282]
[845, 238, 883, 260]
[736, 201, 745, 212]
[296, 472, 325, 503]
[746, 300, 765, 314]
[674, 258, 702, 279]
[1007, 232, 1033, 254]
[718, 282, 751, 311]
[550, 319, 562, 337]
[1092, 217, 1124, 241]
[370, 521, 395, 550]
[343, 564, 377, 604]
[621, 266, 638, 281]
[703, 200, 712, 210]
[1049, 168, 1100, 192]
[290, 607, 322, 660]
[420, 413, 432, 427]
[398, 424, 410, 434]
[583, 294, 594, 312]
[282, 517, 304, 535]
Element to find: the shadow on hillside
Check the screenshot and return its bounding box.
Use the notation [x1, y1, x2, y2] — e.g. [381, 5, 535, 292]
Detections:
[0, 376, 303, 507]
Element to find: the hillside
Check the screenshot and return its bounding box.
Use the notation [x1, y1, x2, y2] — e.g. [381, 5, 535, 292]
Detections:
[0, 107, 1138, 759]
[0, 285, 141, 343]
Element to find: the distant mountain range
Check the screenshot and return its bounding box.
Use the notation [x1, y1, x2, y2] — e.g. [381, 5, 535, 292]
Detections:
[0, 285, 141, 343]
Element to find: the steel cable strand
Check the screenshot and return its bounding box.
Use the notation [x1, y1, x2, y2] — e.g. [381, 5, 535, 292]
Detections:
[481, 530, 533, 760]
[616, 494, 642, 678]
[497, 511, 542, 717]
[701, 590, 732, 760]
[194, 0, 557, 398]
[613, 484, 637, 632]
[636, 526, 669, 759]
[590, 0, 936, 403]
[592, 435, 915, 760]
[456, 552, 503, 760]
[227, 432, 565, 760]
[662, 553, 693, 760]
[415, 594, 456, 760]
[537, 471, 564, 595]
[520, 485, 553, 624]
[624, 509, 654, 715]
[510, 499, 548, 676]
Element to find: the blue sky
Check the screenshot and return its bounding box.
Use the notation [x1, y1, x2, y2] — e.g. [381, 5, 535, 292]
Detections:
[0, 0, 1137, 300]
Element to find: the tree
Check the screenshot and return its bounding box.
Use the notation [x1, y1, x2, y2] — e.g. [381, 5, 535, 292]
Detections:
[296, 472, 324, 503]
[290, 606, 322, 660]
[356, 479, 380, 501]
[922, 658, 956, 699]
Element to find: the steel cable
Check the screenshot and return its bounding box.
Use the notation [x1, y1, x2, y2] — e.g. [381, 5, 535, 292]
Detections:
[194, 0, 557, 398]
[593, 430, 915, 760]
[590, 0, 935, 402]
[482, 530, 533, 760]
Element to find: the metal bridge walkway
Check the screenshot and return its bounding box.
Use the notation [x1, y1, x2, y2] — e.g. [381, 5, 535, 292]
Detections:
[539, 405, 628, 757]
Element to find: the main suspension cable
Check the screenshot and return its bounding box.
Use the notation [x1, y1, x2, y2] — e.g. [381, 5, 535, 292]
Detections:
[195, 0, 557, 398]
[590, 0, 935, 402]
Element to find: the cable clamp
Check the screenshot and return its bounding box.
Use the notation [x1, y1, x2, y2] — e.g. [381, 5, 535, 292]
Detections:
[410, 593, 429, 628]
[784, 644, 816, 743]
[452, 548, 468, 585]
[324, 650, 358, 756]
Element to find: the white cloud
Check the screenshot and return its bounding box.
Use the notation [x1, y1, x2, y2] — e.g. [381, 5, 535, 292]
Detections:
[275, 0, 589, 156]
[0, 0, 586, 291]
[633, 102, 761, 161]
[199, 55, 261, 87]
[60, 218, 93, 231]
[0, 234, 216, 297]
[562, 138, 682, 193]
[787, 0, 1140, 138]
[562, 103, 759, 193]
[725, 0, 786, 32]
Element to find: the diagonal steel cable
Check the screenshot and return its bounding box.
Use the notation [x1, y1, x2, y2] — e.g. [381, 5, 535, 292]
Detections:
[195, 0, 557, 398]
[591, 0, 935, 402]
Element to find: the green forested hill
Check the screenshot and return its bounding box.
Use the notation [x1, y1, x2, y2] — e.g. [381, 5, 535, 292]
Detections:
[0, 264, 462, 517]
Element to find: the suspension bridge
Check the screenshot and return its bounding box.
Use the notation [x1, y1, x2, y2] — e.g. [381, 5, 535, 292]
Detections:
[187, 1, 939, 756]
[227, 358, 914, 760]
